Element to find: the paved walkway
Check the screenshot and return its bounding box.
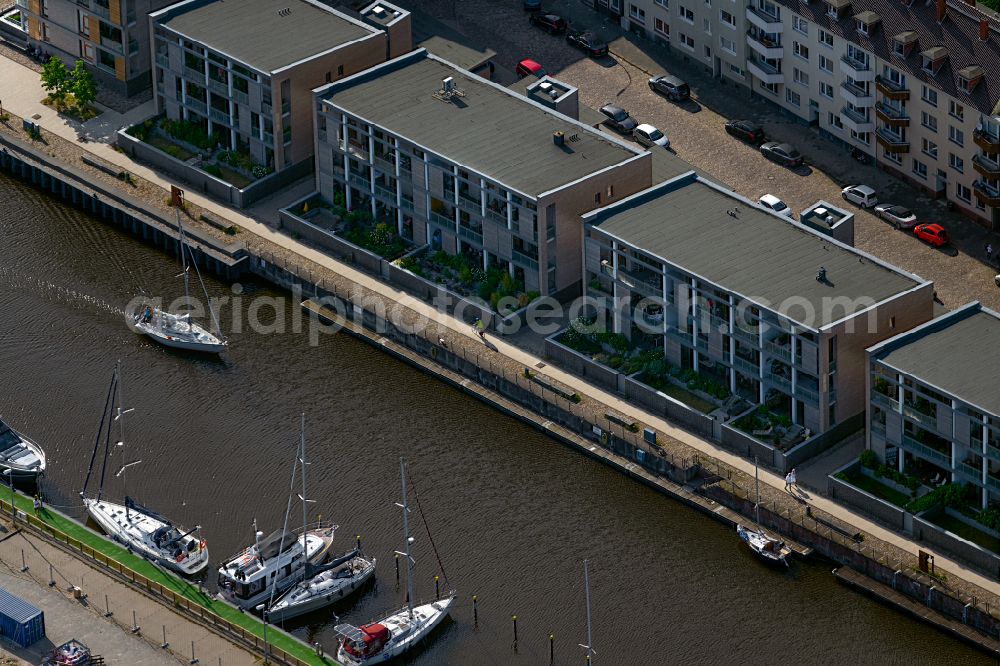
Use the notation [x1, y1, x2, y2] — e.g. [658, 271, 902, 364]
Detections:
[4, 53, 1000, 600]
[0, 526, 253, 665]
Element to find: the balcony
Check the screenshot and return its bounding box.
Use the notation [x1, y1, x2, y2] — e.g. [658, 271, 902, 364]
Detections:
[957, 462, 984, 484]
[373, 155, 395, 174]
[840, 54, 874, 82]
[209, 108, 230, 125]
[208, 78, 228, 95]
[973, 154, 1000, 179]
[485, 208, 507, 225]
[841, 106, 875, 133]
[746, 5, 782, 31]
[746, 57, 784, 85]
[875, 101, 909, 127]
[987, 475, 1000, 492]
[339, 140, 370, 162]
[764, 340, 791, 362]
[902, 403, 937, 431]
[186, 97, 207, 116]
[512, 249, 539, 271]
[262, 131, 274, 147]
[795, 384, 819, 404]
[400, 197, 414, 211]
[974, 128, 1000, 155]
[872, 391, 900, 412]
[457, 194, 482, 215]
[733, 325, 759, 345]
[348, 173, 371, 191]
[458, 226, 483, 245]
[899, 434, 951, 467]
[261, 101, 272, 116]
[988, 442, 1000, 463]
[92, 3, 110, 19]
[875, 76, 910, 100]
[155, 53, 169, 69]
[101, 36, 123, 54]
[840, 81, 874, 107]
[233, 89, 249, 106]
[876, 127, 910, 152]
[184, 65, 204, 81]
[765, 372, 791, 392]
[973, 180, 1000, 206]
[374, 184, 396, 201]
[429, 210, 454, 229]
[745, 31, 783, 59]
[733, 355, 760, 377]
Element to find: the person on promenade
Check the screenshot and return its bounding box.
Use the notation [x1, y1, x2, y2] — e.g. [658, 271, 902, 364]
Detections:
[788, 468, 798, 493]
[474, 319, 486, 340]
[987, 243, 994, 263]
[784, 472, 792, 491]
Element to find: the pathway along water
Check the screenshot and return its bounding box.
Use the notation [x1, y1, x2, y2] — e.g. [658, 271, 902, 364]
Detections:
[0, 173, 983, 664]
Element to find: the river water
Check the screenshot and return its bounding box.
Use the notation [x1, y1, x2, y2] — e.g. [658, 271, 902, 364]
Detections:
[0, 172, 982, 664]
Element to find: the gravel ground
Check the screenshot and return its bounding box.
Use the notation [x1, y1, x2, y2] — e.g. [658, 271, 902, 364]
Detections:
[409, 0, 1000, 311]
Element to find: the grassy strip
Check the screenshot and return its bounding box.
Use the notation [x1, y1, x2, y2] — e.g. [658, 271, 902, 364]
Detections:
[835, 468, 909, 507]
[3, 489, 335, 665]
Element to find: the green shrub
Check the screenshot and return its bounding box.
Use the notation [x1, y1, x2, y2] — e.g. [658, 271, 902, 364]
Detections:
[165, 144, 182, 158]
[607, 356, 623, 369]
[859, 450, 879, 469]
[251, 164, 271, 179]
[977, 506, 1000, 531]
[203, 164, 223, 177]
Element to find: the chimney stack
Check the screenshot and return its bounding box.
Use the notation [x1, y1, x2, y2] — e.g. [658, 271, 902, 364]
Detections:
[936, 0, 946, 21]
[982, 18, 990, 40]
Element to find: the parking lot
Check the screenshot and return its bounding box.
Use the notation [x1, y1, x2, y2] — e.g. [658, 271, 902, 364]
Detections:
[413, 0, 1000, 311]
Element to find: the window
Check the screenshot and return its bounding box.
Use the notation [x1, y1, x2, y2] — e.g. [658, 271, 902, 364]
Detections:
[629, 4, 646, 21]
[851, 130, 871, 144]
[794, 68, 809, 86]
[829, 112, 844, 129]
[80, 40, 95, 61]
[949, 126, 964, 146]
[819, 30, 833, 47]
[922, 138, 938, 158]
[720, 9, 735, 27]
[760, 81, 779, 95]
[337, 65, 344, 77]
[654, 0, 668, 6]
[846, 44, 868, 68]
[818, 54, 833, 73]
[819, 81, 834, 98]
[704, 45, 712, 59]
[826, 3, 839, 17]
[959, 76, 976, 93]
[703, 18, 712, 33]
[921, 112, 937, 132]
[912, 159, 928, 179]
[680, 32, 695, 49]
[77, 10, 90, 36]
[856, 19, 870, 35]
[594, 192, 601, 204]
[883, 151, 902, 165]
[729, 63, 745, 78]
[957, 182, 972, 202]
[680, 6, 694, 22]
[949, 100, 964, 120]
[921, 85, 937, 106]
[893, 40, 906, 57]
[948, 153, 964, 172]
[98, 48, 115, 70]
[786, 89, 801, 107]
[793, 41, 809, 60]
[720, 36, 736, 54]
[793, 16, 808, 34]
[654, 18, 670, 36]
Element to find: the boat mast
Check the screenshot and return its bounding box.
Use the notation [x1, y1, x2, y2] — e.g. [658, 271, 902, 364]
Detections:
[176, 208, 191, 322]
[298, 414, 313, 558]
[581, 559, 595, 663]
[754, 456, 760, 527]
[398, 457, 415, 618]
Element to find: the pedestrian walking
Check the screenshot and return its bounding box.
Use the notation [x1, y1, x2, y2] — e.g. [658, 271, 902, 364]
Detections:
[473, 319, 486, 340]
[789, 468, 797, 491]
[987, 243, 994, 263]
[784, 472, 792, 491]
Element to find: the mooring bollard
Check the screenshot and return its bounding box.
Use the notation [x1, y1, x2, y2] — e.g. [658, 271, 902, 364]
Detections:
[511, 615, 518, 649]
[48, 563, 54, 587]
[20, 549, 27, 572]
[435, 575, 439, 600]
[472, 595, 478, 628]
[395, 553, 399, 584]
[104, 594, 112, 617]
[132, 609, 140, 633]
[549, 633, 554, 664]
[356, 534, 361, 551]
[161, 625, 168, 649]
[190, 639, 198, 664]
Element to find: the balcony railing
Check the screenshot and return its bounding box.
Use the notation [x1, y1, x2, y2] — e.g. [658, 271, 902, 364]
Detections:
[374, 184, 396, 201]
[746, 4, 782, 24]
[400, 197, 414, 211]
[261, 101, 272, 116]
[733, 356, 759, 376]
[208, 78, 228, 95]
[512, 249, 539, 270]
[973, 154, 1000, 179]
[262, 131, 274, 147]
[875, 101, 909, 124]
[766, 372, 791, 392]
[102, 37, 124, 54]
[974, 128, 1000, 154]
[841, 81, 873, 103]
[987, 475, 1000, 491]
[486, 208, 507, 225]
[902, 403, 937, 430]
[184, 65, 205, 80]
[209, 108, 230, 125]
[876, 127, 909, 151]
[155, 53, 169, 69]
[795, 384, 819, 404]
[233, 89, 249, 106]
[458, 226, 483, 244]
[872, 391, 900, 412]
[973, 180, 1000, 206]
[733, 326, 759, 345]
[186, 98, 207, 115]
[900, 435, 950, 467]
[875, 75, 910, 99]
[987, 442, 1000, 462]
[92, 3, 110, 19]
[841, 54, 871, 72]
[429, 210, 454, 229]
[841, 106, 870, 125]
[457, 195, 481, 215]
[348, 173, 371, 190]
[957, 462, 983, 483]
[340, 140, 370, 162]
[764, 340, 791, 362]
[373, 155, 396, 173]
[870, 420, 886, 437]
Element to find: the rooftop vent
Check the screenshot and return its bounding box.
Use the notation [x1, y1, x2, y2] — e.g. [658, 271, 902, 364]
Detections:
[817, 266, 828, 283]
[433, 76, 466, 103]
[372, 5, 387, 16]
[553, 131, 565, 146]
[549, 88, 560, 100]
[277, 7, 291, 17]
[442, 76, 454, 92]
[727, 207, 741, 218]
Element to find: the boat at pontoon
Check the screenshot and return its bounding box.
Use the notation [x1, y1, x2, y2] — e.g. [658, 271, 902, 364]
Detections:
[736, 457, 791, 566]
[267, 547, 376, 623]
[0, 417, 45, 480]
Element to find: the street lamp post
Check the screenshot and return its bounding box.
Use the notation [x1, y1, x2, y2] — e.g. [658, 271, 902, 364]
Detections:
[3, 470, 13, 526]
[255, 604, 269, 664]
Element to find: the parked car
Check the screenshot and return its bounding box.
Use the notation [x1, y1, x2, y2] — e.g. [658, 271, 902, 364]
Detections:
[758, 194, 794, 218]
[523, 0, 542, 10]
[528, 13, 567, 33]
[841, 185, 878, 208]
[599, 104, 638, 133]
[633, 123, 670, 149]
[724, 120, 765, 144]
[759, 142, 803, 167]
[914, 223, 948, 247]
[566, 31, 608, 57]
[648, 74, 691, 101]
[873, 204, 918, 229]
[516, 59, 546, 78]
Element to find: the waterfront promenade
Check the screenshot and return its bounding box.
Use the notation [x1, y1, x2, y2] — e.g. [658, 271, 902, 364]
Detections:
[2, 50, 1000, 617]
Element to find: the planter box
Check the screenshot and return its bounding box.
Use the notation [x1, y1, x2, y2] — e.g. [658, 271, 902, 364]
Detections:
[827, 460, 909, 532]
[943, 506, 1000, 540]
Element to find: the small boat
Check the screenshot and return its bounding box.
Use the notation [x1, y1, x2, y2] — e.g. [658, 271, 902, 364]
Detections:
[81, 364, 209, 576]
[0, 417, 45, 480]
[336, 458, 454, 665]
[267, 547, 376, 623]
[131, 208, 226, 354]
[736, 457, 790, 566]
[84, 496, 209, 575]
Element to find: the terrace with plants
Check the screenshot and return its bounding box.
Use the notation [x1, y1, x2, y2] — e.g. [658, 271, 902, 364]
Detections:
[126, 117, 273, 189]
[289, 191, 410, 260]
[731, 402, 810, 451]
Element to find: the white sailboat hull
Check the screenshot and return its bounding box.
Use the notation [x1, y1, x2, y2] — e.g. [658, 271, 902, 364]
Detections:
[132, 309, 226, 353]
[84, 498, 209, 576]
[268, 555, 376, 623]
[736, 524, 790, 565]
[336, 596, 454, 665]
[0, 419, 45, 480]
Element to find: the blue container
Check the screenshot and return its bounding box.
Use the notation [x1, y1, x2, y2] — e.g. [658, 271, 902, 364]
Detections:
[0, 587, 44, 647]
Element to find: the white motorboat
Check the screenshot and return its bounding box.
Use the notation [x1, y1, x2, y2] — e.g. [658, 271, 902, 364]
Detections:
[80, 364, 209, 576]
[336, 458, 453, 665]
[736, 457, 790, 566]
[84, 496, 209, 575]
[267, 548, 376, 623]
[0, 418, 45, 480]
[130, 208, 226, 354]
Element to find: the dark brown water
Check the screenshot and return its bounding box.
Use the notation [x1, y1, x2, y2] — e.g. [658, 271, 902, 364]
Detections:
[0, 172, 983, 664]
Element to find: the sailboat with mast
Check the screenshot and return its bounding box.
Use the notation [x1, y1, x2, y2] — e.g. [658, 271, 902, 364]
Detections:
[335, 458, 453, 665]
[81, 364, 209, 576]
[267, 415, 376, 623]
[217, 419, 337, 610]
[131, 209, 226, 353]
[580, 559, 596, 665]
[735, 457, 791, 566]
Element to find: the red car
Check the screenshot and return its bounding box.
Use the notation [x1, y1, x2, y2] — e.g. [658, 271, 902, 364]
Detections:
[914, 223, 948, 247]
[516, 59, 545, 78]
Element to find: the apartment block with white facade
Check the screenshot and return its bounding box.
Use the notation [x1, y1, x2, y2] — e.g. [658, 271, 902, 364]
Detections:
[313, 49, 652, 298]
[606, 0, 1000, 228]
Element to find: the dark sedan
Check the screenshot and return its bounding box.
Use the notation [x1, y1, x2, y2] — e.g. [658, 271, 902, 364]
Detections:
[528, 13, 567, 34]
[599, 104, 638, 133]
[760, 142, 804, 167]
[566, 31, 608, 57]
[724, 120, 765, 144]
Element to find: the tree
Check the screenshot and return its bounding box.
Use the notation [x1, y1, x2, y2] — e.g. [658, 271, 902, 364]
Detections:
[40, 57, 69, 103]
[70, 60, 97, 109]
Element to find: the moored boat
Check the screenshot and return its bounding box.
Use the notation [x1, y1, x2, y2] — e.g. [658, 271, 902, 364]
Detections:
[736, 456, 791, 567]
[268, 548, 376, 623]
[0, 417, 45, 480]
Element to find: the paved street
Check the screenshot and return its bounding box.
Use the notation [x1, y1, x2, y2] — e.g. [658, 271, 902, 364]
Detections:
[413, 0, 1000, 312]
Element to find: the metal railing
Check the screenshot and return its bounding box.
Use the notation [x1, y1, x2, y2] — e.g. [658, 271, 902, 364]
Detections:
[186, 98, 207, 115]
[841, 53, 870, 72]
[900, 435, 950, 467]
[957, 462, 984, 483]
[458, 226, 483, 244]
[486, 208, 507, 225]
[746, 4, 781, 23]
[374, 184, 396, 201]
[262, 132, 274, 147]
[429, 210, 454, 228]
[209, 108, 230, 125]
[101, 36, 123, 54]
[208, 77, 228, 95]
[155, 53, 169, 69]
[795, 384, 819, 404]
[764, 340, 791, 362]
[875, 101, 908, 120]
[184, 65, 205, 80]
[457, 195, 481, 215]
[733, 356, 759, 376]
[765, 372, 791, 392]
[842, 106, 870, 124]
[233, 88, 249, 106]
[373, 156, 395, 173]
[92, 3, 110, 19]
[512, 249, 539, 270]
[872, 391, 900, 412]
[400, 197, 414, 211]
[348, 173, 371, 190]
[902, 404, 937, 430]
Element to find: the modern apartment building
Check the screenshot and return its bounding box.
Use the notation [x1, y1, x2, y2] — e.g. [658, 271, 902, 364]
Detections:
[22, 0, 176, 96]
[867, 302, 1000, 509]
[582, 170, 934, 435]
[312, 49, 652, 298]
[611, 0, 1000, 228]
[149, 0, 410, 173]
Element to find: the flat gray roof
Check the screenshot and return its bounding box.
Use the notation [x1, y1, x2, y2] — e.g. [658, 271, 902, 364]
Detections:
[874, 304, 1000, 416]
[161, 0, 377, 73]
[320, 51, 643, 197]
[588, 173, 924, 328]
